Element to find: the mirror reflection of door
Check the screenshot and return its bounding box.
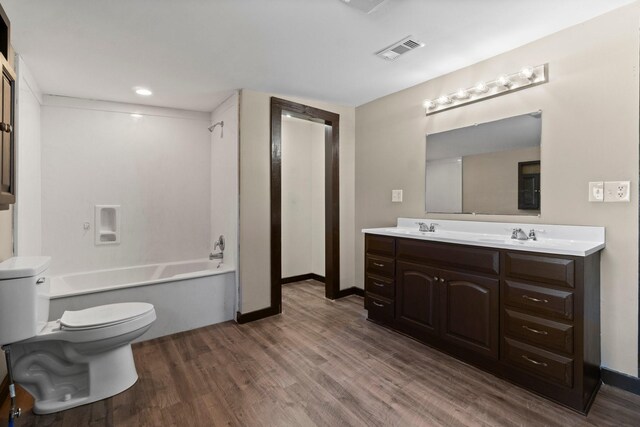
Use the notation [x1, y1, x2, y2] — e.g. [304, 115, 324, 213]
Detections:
[518, 161, 541, 210]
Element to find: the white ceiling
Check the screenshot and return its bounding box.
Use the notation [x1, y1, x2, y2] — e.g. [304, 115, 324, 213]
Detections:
[3, 0, 634, 112]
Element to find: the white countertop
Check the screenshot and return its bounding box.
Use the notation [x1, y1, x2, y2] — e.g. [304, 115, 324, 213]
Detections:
[362, 218, 605, 257]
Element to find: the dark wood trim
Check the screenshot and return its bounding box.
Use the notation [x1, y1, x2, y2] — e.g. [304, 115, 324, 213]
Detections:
[335, 287, 365, 299]
[281, 273, 326, 284]
[282, 274, 314, 284]
[271, 97, 341, 318]
[236, 307, 280, 324]
[602, 368, 640, 396]
[0, 374, 8, 409]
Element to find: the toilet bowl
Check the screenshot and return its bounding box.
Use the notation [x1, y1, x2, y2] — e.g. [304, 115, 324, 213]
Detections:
[0, 257, 156, 414]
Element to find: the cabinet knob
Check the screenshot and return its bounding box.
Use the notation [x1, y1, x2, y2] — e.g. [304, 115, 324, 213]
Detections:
[433, 276, 439, 281]
[0, 123, 5, 132]
[5, 124, 12, 133]
[440, 278, 445, 282]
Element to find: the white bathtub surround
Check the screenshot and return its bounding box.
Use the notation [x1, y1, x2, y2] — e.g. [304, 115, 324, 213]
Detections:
[15, 55, 43, 257]
[49, 260, 236, 341]
[209, 93, 240, 313]
[210, 93, 239, 266]
[363, 218, 605, 256]
[41, 96, 212, 275]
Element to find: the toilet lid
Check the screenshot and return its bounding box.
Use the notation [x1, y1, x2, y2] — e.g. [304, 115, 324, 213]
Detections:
[60, 302, 154, 330]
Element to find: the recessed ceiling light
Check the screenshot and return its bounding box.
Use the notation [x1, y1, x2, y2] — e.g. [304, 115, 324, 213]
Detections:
[134, 87, 152, 96]
[130, 113, 143, 119]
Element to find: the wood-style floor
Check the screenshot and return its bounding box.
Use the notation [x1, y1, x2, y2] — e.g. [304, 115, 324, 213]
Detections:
[2, 280, 640, 426]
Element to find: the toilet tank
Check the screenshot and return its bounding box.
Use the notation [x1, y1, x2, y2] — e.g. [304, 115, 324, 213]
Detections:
[0, 257, 51, 346]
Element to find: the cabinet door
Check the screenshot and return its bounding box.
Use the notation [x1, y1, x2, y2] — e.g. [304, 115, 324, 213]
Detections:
[440, 270, 499, 359]
[1, 74, 11, 195]
[396, 261, 439, 338]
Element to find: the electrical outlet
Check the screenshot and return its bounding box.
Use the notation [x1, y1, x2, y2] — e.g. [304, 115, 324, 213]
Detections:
[588, 182, 604, 202]
[604, 181, 631, 202]
[392, 189, 403, 203]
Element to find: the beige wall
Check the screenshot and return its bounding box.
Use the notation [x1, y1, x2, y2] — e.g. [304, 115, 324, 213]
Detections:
[355, 3, 639, 376]
[239, 90, 355, 313]
[462, 147, 540, 214]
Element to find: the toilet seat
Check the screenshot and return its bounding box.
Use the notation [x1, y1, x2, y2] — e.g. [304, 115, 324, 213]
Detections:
[23, 303, 156, 344]
[60, 302, 154, 330]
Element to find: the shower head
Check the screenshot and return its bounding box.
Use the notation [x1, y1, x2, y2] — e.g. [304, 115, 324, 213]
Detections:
[208, 121, 224, 138]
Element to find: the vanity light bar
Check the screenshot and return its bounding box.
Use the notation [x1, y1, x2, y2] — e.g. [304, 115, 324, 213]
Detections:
[423, 63, 548, 116]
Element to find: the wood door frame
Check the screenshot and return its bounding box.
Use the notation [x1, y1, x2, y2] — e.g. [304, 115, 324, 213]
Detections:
[270, 97, 340, 313]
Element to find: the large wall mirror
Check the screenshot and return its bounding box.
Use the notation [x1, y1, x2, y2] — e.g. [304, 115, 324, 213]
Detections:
[425, 112, 542, 215]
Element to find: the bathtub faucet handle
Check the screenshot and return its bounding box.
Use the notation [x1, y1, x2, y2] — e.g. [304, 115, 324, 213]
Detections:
[213, 235, 225, 252]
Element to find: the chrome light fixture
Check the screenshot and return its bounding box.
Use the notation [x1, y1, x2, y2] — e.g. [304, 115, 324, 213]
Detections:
[424, 63, 548, 116]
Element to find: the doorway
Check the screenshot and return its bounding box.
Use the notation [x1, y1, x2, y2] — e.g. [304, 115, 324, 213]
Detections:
[270, 97, 340, 313]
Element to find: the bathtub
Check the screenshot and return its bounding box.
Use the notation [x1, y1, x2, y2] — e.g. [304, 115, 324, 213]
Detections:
[49, 260, 236, 341]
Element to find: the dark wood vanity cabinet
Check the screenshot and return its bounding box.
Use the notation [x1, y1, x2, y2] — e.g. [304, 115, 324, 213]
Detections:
[364, 234, 601, 414]
[0, 5, 15, 211]
[396, 261, 440, 338]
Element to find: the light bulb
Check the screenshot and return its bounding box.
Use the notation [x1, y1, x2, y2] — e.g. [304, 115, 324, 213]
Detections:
[423, 99, 436, 109]
[437, 95, 452, 105]
[134, 87, 153, 96]
[520, 66, 535, 80]
[475, 81, 488, 93]
[456, 88, 469, 99]
[497, 75, 512, 87]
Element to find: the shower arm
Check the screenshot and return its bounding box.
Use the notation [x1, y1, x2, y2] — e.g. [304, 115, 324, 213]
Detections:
[208, 121, 224, 138]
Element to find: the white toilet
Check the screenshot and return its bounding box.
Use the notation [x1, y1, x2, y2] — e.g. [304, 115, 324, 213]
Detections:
[0, 257, 156, 414]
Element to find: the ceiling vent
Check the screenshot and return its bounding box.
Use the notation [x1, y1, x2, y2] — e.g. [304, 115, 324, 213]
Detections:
[375, 36, 425, 61]
[339, 0, 388, 14]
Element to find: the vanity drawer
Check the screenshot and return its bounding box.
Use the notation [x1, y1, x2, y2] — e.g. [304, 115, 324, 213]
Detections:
[366, 255, 395, 278]
[504, 309, 574, 354]
[397, 239, 499, 276]
[505, 252, 575, 288]
[366, 294, 394, 322]
[504, 338, 573, 388]
[503, 280, 574, 321]
[365, 274, 394, 300]
[365, 234, 396, 257]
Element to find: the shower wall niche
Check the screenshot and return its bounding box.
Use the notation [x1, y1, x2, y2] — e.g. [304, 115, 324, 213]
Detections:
[95, 205, 120, 245]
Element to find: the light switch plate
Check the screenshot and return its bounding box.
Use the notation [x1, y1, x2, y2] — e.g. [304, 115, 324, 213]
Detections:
[392, 189, 403, 203]
[604, 181, 631, 202]
[588, 182, 604, 202]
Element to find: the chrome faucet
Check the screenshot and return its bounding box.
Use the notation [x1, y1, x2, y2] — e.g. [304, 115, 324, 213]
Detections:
[417, 222, 438, 232]
[511, 228, 529, 241]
